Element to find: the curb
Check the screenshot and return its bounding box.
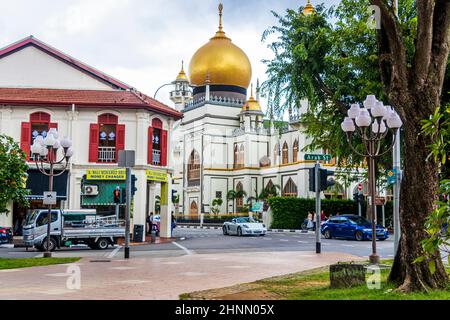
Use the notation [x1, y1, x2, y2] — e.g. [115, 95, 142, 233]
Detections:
[178, 225, 314, 234]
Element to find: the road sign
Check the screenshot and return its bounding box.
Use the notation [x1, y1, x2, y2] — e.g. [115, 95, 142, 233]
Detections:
[304, 154, 332, 161]
[375, 197, 386, 206]
[252, 201, 264, 213]
[358, 183, 363, 192]
[43, 191, 57, 205]
[387, 169, 397, 185]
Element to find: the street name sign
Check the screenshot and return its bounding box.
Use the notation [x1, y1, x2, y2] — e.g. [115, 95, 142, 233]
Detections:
[43, 191, 57, 205]
[304, 154, 332, 161]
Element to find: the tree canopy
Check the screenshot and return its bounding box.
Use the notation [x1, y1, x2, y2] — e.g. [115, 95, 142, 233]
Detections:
[0, 135, 29, 214]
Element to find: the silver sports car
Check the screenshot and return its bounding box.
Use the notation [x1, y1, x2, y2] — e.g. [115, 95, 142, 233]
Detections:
[222, 217, 267, 236]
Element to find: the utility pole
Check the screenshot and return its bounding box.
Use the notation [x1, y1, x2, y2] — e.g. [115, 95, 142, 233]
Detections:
[118, 150, 135, 260]
[315, 161, 321, 254]
[393, 0, 402, 256]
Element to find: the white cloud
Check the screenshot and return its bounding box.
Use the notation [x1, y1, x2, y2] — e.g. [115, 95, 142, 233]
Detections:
[0, 0, 341, 110]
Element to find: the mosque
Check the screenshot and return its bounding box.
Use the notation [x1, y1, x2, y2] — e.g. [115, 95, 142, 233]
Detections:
[168, 2, 366, 215]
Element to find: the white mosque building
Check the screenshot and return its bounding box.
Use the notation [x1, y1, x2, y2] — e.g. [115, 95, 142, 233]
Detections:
[168, 3, 367, 215]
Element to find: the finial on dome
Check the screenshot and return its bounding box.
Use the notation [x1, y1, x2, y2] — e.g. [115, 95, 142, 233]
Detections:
[176, 60, 188, 81]
[303, 0, 315, 15]
[218, 2, 223, 32]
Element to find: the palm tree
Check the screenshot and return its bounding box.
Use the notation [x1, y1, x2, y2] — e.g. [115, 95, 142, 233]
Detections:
[227, 189, 248, 213]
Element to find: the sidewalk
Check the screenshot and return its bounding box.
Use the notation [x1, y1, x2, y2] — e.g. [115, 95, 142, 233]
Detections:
[0, 250, 362, 300]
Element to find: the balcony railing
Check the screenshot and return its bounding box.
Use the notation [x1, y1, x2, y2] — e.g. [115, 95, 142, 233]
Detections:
[98, 147, 116, 163]
[152, 149, 161, 165]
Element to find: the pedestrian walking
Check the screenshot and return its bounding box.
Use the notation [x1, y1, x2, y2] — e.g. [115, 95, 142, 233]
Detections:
[147, 212, 154, 235]
[171, 211, 177, 236]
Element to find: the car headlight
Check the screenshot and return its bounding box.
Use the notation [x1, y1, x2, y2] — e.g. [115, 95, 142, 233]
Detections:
[242, 224, 250, 228]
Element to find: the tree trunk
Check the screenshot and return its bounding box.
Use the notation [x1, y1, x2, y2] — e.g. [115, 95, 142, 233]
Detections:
[388, 93, 448, 291]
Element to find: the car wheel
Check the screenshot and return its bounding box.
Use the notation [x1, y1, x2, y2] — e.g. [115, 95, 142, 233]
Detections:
[324, 229, 332, 239]
[41, 237, 57, 252]
[237, 227, 242, 237]
[96, 238, 109, 250]
[222, 226, 228, 236]
[260, 234, 265, 237]
[355, 231, 364, 241]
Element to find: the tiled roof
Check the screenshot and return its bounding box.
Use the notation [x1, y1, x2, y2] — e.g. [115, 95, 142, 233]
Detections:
[0, 88, 183, 119]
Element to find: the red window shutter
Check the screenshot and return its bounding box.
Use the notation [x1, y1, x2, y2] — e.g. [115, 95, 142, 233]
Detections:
[148, 127, 153, 165]
[20, 122, 31, 161]
[161, 129, 168, 166]
[89, 124, 99, 163]
[116, 124, 125, 156]
[49, 122, 58, 130]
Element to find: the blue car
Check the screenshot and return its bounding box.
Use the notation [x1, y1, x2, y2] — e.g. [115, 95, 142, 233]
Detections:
[321, 215, 388, 241]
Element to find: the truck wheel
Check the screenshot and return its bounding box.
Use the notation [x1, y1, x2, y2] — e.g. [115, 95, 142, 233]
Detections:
[96, 238, 109, 250]
[41, 238, 57, 252]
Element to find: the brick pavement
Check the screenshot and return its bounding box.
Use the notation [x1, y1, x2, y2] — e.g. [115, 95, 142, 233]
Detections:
[0, 251, 362, 300]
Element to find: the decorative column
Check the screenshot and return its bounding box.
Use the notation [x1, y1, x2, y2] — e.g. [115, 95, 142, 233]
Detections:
[135, 112, 149, 166]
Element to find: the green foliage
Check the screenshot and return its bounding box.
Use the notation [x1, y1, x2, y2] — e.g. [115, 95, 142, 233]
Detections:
[267, 197, 358, 229]
[418, 105, 450, 270]
[211, 197, 223, 214]
[257, 184, 280, 200]
[0, 135, 29, 214]
[261, 0, 443, 170]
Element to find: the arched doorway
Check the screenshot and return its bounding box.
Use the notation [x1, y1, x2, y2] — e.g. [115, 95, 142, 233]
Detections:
[190, 200, 198, 215]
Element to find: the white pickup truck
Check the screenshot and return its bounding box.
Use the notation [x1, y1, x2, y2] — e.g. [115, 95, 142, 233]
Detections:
[22, 209, 125, 251]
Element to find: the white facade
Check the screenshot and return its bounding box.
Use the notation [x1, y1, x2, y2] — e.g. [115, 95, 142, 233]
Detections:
[0, 37, 180, 238]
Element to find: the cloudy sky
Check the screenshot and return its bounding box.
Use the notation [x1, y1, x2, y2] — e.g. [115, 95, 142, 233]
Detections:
[0, 0, 341, 108]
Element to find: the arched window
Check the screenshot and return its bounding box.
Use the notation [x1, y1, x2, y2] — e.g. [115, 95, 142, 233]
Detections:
[89, 113, 124, 163]
[293, 140, 299, 163]
[282, 142, 289, 164]
[266, 180, 274, 190]
[190, 200, 198, 215]
[188, 150, 200, 186]
[239, 144, 245, 167]
[148, 118, 167, 166]
[234, 144, 244, 169]
[273, 143, 279, 165]
[21, 112, 56, 161]
[234, 144, 239, 168]
[236, 182, 244, 211]
[283, 178, 298, 197]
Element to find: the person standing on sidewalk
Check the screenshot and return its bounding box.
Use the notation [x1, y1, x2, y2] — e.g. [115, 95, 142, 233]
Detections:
[171, 212, 177, 237]
[147, 212, 154, 235]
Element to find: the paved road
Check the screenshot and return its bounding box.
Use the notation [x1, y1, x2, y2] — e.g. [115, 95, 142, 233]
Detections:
[0, 227, 396, 260]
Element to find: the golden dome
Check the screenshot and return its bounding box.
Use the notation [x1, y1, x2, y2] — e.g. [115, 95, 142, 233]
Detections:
[303, 0, 315, 15]
[175, 61, 188, 81]
[188, 3, 252, 89]
[242, 85, 262, 112]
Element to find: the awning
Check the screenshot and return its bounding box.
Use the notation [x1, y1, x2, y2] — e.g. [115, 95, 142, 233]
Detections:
[26, 170, 68, 200]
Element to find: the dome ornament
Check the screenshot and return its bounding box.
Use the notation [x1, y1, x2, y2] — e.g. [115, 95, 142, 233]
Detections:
[218, 2, 223, 32]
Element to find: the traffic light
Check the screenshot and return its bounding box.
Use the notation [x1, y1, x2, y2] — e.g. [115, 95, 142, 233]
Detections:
[131, 175, 138, 197]
[172, 190, 178, 203]
[319, 169, 335, 191]
[358, 194, 365, 205]
[113, 187, 121, 204]
[308, 168, 316, 192]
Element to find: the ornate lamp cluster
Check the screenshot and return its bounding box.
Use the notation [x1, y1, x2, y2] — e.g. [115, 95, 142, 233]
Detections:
[340, 95, 403, 265]
[30, 128, 73, 257]
[31, 128, 73, 169]
[341, 95, 403, 158]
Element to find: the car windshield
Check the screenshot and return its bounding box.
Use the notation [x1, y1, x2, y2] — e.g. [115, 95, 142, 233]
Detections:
[347, 216, 370, 225]
[235, 217, 256, 223]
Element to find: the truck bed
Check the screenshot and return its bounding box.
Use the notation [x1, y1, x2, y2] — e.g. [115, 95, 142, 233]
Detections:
[62, 227, 125, 239]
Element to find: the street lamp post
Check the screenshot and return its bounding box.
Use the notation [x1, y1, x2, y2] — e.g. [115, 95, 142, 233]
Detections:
[31, 129, 73, 258]
[341, 95, 403, 264]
